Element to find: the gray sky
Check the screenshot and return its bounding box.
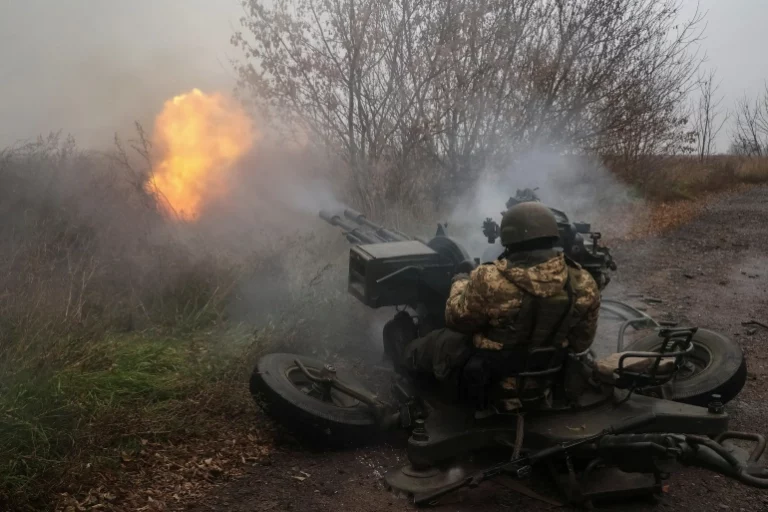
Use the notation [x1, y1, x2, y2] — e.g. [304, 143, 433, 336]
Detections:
[0, 0, 243, 148]
[0, 0, 766, 151]
[681, 0, 768, 148]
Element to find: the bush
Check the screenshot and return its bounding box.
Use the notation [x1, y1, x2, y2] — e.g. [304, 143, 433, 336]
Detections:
[0, 135, 241, 373]
[0, 134, 372, 509]
[0, 135, 257, 508]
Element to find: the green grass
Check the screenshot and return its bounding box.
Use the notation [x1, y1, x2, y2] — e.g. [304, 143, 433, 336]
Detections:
[61, 336, 201, 403]
[0, 328, 255, 509]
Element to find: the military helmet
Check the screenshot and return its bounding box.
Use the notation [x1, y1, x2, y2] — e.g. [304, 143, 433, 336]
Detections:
[499, 202, 560, 246]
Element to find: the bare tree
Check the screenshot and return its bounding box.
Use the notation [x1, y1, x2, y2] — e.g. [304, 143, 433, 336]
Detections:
[426, 0, 704, 170]
[730, 87, 768, 157]
[232, 0, 456, 212]
[233, 0, 705, 209]
[691, 69, 728, 160]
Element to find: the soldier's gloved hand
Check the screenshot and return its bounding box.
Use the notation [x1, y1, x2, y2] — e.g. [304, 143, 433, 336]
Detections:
[452, 272, 470, 283]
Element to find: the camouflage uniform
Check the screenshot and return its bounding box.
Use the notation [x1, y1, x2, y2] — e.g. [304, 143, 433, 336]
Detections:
[401, 249, 600, 410]
[446, 250, 600, 354]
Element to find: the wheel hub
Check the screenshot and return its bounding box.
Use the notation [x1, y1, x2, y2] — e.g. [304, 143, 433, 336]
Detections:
[675, 342, 713, 381]
[286, 365, 361, 408]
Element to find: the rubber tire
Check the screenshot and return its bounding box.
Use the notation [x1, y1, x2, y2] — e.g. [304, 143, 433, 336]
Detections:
[624, 328, 747, 406]
[250, 353, 378, 446]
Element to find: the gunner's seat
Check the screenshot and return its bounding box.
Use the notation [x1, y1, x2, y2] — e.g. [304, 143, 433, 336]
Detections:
[461, 344, 568, 413]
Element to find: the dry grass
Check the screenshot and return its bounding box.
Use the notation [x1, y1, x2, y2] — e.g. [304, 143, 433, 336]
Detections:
[600, 155, 768, 238]
[0, 136, 236, 372]
[0, 327, 272, 511]
[0, 135, 360, 510]
[734, 158, 768, 184]
[613, 155, 768, 203]
[620, 186, 749, 239]
[0, 136, 258, 509]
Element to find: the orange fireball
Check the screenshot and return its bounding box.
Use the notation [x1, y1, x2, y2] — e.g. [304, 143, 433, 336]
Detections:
[149, 89, 254, 221]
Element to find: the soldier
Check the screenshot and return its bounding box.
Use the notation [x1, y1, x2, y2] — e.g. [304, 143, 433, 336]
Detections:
[393, 201, 601, 411]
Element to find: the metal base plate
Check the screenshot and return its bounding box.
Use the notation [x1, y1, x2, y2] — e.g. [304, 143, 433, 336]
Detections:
[553, 466, 661, 504]
[407, 392, 729, 467]
[385, 462, 662, 506]
[383, 464, 469, 498]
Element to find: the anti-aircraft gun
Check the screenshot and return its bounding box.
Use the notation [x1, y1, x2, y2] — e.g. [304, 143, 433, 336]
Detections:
[319, 208, 475, 334]
[481, 188, 617, 290]
[252, 199, 759, 507]
[320, 197, 617, 333]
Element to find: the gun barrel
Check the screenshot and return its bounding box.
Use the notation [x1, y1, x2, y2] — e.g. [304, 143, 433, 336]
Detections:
[343, 208, 410, 242]
[319, 210, 384, 244]
[319, 209, 341, 226]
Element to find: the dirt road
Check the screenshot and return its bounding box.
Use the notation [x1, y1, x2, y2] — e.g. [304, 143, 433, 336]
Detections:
[189, 186, 768, 512]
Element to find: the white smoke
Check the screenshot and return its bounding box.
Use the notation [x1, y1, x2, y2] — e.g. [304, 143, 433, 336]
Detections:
[447, 146, 642, 259]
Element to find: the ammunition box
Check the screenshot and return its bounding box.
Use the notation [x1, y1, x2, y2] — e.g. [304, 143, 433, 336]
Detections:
[348, 241, 453, 308]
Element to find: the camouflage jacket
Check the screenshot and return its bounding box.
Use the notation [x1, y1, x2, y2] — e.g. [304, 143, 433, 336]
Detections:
[445, 251, 600, 354]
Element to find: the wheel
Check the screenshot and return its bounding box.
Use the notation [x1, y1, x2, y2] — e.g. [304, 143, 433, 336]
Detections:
[250, 353, 378, 446]
[625, 328, 747, 406]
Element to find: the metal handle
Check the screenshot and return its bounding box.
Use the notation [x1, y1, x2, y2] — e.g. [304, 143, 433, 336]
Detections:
[716, 432, 767, 463]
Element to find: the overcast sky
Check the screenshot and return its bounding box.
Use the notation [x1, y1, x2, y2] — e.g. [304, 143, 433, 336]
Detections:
[0, 0, 766, 151]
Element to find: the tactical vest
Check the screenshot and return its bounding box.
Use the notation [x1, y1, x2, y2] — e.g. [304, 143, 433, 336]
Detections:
[462, 261, 579, 412]
[485, 271, 576, 349]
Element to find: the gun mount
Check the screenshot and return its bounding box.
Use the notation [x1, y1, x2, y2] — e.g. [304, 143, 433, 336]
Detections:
[482, 189, 617, 290]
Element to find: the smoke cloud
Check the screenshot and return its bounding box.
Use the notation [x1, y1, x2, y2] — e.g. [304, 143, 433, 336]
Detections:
[0, 3, 648, 363]
[447, 146, 643, 260]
